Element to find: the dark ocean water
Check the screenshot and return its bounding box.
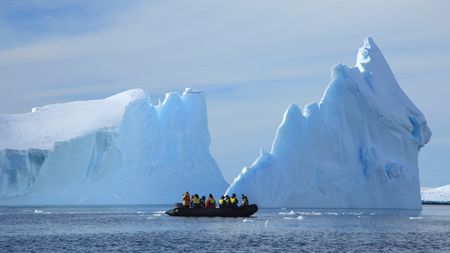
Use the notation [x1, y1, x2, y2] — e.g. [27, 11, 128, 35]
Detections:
[0, 205, 449, 252]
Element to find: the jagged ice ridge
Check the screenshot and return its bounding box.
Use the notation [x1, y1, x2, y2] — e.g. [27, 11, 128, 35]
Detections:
[225, 38, 431, 209]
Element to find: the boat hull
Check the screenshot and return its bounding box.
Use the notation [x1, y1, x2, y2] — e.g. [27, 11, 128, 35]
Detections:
[165, 204, 258, 217]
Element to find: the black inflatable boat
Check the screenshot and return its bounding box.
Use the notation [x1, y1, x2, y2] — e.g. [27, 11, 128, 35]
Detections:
[165, 204, 258, 217]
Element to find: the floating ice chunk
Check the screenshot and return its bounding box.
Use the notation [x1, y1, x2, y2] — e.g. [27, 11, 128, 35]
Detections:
[283, 215, 304, 220]
[421, 185, 450, 203]
[278, 210, 295, 215]
[298, 211, 322, 216]
[345, 212, 363, 216]
[279, 210, 296, 215]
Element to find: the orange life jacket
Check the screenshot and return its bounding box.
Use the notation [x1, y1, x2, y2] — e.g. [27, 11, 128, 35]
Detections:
[182, 194, 190, 206]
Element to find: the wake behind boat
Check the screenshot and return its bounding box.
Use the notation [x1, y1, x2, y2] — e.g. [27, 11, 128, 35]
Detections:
[165, 203, 258, 217]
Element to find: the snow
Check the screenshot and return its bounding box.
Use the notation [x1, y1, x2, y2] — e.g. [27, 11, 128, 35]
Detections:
[0, 89, 144, 150]
[225, 37, 431, 209]
[0, 88, 228, 205]
[421, 185, 450, 203]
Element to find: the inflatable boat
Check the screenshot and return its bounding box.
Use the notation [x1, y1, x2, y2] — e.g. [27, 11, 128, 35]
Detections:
[165, 204, 258, 217]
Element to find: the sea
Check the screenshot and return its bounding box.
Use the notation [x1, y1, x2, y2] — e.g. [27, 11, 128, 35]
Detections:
[0, 205, 449, 252]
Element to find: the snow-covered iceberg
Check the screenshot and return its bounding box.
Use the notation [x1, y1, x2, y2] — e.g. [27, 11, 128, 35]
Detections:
[226, 38, 431, 209]
[0, 88, 228, 205]
[421, 185, 450, 204]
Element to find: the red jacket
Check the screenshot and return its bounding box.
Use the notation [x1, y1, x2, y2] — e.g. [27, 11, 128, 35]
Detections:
[205, 197, 216, 208]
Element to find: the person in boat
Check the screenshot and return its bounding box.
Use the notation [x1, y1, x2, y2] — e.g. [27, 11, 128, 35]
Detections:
[182, 191, 190, 209]
[218, 196, 226, 208]
[192, 194, 201, 208]
[200, 196, 206, 208]
[224, 195, 230, 208]
[241, 194, 248, 207]
[205, 194, 216, 208]
[230, 193, 238, 208]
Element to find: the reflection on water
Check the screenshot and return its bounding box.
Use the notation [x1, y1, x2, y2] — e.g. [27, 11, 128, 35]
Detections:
[0, 205, 449, 252]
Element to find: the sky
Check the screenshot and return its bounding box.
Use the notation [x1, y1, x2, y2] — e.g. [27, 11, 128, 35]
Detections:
[1, 0, 449, 187]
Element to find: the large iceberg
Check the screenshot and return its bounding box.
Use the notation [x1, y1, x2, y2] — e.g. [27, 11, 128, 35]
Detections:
[0, 88, 228, 205]
[226, 38, 431, 209]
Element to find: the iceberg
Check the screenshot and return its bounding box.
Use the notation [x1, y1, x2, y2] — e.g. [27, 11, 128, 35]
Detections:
[421, 185, 450, 204]
[0, 88, 228, 205]
[226, 38, 431, 209]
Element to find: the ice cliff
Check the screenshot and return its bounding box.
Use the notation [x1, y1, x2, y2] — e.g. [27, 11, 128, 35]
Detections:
[226, 38, 431, 209]
[0, 88, 228, 205]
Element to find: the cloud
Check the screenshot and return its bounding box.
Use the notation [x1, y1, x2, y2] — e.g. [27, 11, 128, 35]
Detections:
[2, 0, 448, 94]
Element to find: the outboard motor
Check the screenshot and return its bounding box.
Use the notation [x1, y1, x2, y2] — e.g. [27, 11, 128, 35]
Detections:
[174, 203, 184, 208]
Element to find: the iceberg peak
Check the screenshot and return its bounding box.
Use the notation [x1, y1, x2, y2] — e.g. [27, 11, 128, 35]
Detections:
[363, 36, 379, 52]
[282, 103, 303, 124]
[356, 37, 384, 69]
